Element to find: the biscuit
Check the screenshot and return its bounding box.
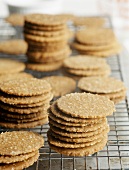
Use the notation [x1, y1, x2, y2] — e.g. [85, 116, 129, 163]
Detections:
[78, 77, 126, 93]
[27, 46, 71, 58]
[0, 78, 51, 96]
[5, 13, 24, 26]
[48, 130, 105, 148]
[72, 41, 119, 51]
[0, 116, 48, 128]
[26, 61, 63, 72]
[57, 93, 115, 118]
[49, 111, 104, 126]
[0, 150, 38, 164]
[0, 72, 33, 83]
[82, 44, 122, 57]
[25, 22, 66, 31]
[28, 40, 67, 48]
[50, 124, 109, 138]
[42, 76, 76, 97]
[49, 118, 107, 132]
[50, 127, 109, 143]
[49, 136, 107, 156]
[0, 152, 39, 170]
[75, 28, 116, 45]
[0, 102, 49, 114]
[24, 33, 68, 43]
[67, 65, 110, 76]
[0, 131, 44, 155]
[24, 27, 68, 37]
[1, 113, 47, 123]
[25, 14, 66, 26]
[0, 39, 27, 55]
[78, 77, 126, 103]
[63, 56, 108, 70]
[27, 53, 69, 63]
[74, 17, 105, 27]
[0, 92, 52, 105]
[50, 101, 105, 123]
[0, 109, 46, 119]
[0, 59, 25, 75]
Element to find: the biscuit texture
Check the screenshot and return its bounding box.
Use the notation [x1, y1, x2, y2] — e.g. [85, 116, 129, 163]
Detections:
[0, 59, 25, 75]
[57, 93, 115, 118]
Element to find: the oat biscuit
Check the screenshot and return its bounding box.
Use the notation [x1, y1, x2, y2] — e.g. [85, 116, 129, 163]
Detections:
[0, 116, 48, 128]
[42, 76, 76, 97]
[49, 118, 107, 132]
[50, 124, 109, 138]
[25, 22, 66, 31]
[78, 77, 126, 103]
[0, 152, 39, 170]
[48, 131, 105, 148]
[0, 39, 27, 55]
[0, 102, 49, 114]
[49, 111, 104, 126]
[49, 136, 107, 156]
[50, 102, 105, 123]
[0, 72, 33, 84]
[25, 14, 66, 26]
[25, 33, 68, 43]
[27, 46, 70, 58]
[0, 78, 51, 96]
[57, 93, 115, 118]
[24, 27, 68, 37]
[0, 109, 46, 119]
[82, 45, 122, 57]
[5, 13, 24, 26]
[67, 65, 110, 76]
[78, 77, 126, 93]
[0, 92, 52, 105]
[50, 127, 109, 143]
[63, 56, 107, 70]
[72, 41, 119, 51]
[0, 150, 38, 164]
[74, 17, 105, 27]
[26, 61, 63, 72]
[0, 131, 44, 155]
[76, 29, 116, 45]
[0, 59, 25, 75]
[1, 113, 47, 123]
[28, 53, 69, 63]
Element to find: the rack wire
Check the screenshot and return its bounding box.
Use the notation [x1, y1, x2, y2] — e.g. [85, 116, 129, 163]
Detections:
[0, 17, 129, 170]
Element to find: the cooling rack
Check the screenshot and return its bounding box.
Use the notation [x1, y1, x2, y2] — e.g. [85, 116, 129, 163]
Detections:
[0, 16, 129, 170]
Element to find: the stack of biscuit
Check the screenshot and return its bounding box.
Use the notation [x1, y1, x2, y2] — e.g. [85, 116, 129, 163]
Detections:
[48, 93, 115, 156]
[0, 78, 52, 128]
[24, 14, 71, 72]
[78, 76, 126, 104]
[63, 55, 111, 78]
[0, 131, 43, 169]
[72, 28, 122, 57]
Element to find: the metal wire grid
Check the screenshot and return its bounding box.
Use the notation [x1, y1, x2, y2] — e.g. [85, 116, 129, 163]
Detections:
[0, 18, 129, 170]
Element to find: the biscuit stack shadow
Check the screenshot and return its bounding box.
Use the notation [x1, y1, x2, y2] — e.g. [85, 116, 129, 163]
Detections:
[47, 93, 115, 156]
[72, 28, 122, 57]
[0, 78, 52, 128]
[24, 14, 71, 72]
[0, 131, 43, 169]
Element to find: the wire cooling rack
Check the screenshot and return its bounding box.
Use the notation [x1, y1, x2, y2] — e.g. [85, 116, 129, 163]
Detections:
[0, 17, 129, 170]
